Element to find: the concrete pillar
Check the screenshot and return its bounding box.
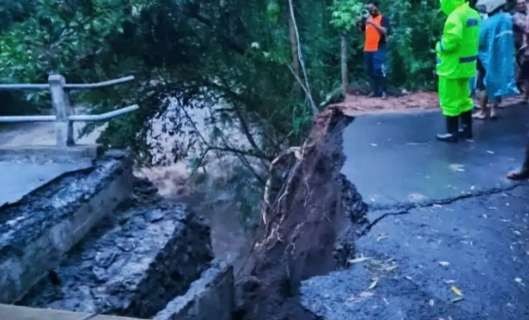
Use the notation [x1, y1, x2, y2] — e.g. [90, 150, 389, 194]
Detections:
[49, 74, 74, 146]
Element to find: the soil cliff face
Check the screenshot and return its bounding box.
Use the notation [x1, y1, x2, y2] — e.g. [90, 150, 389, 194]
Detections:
[235, 107, 368, 320]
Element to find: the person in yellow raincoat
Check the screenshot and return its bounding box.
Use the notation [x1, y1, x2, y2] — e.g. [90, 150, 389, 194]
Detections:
[436, 0, 481, 142]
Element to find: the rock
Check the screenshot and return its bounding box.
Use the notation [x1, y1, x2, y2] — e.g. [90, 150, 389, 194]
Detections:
[115, 238, 136, 252]
[145, 209, 165, 223]
[92, 266, 108, 283]
[95, 251, 118, 268]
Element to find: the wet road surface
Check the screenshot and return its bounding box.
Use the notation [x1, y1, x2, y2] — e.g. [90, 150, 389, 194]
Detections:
[302, 105, 529, 319]
[342, 106, 528, 208]
[0, 161, 92, 207]
[0, 123, 96, 206]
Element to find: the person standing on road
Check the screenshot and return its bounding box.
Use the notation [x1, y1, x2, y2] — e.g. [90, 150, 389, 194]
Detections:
[360, 1, 389, 99]
[436, 0, 481, 142]
[473, 0, 518, 120]
[513, 0, 529, 103]
[507, 1, 529, 181]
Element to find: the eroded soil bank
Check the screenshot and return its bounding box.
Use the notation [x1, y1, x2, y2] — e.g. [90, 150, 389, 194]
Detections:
[234, 107, 368, 320]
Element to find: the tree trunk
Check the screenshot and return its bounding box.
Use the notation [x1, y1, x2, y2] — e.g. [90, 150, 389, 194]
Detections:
[341, 34, 349, 97]
[287, 0, 318, 115]
[289, 9, 300, 81]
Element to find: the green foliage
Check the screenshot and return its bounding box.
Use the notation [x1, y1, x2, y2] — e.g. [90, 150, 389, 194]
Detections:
[0, 0, 446, 159]
[266, 0, 281, 23]
[327, 0, 445, 90]
[0, 0, 154, 83]
[330, 0, 363, 32]
[383, 0, 443, 89]
[0, 0, 34, 32]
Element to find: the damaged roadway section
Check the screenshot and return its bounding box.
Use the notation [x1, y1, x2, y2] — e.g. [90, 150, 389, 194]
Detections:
[235, 107, 368, 320]
[302, 105, 529, 319]
[0, 152, 131, 303]
[19, 189, 213, 318]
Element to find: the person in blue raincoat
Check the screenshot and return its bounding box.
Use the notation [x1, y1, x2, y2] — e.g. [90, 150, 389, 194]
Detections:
[473, 0, 519, 120]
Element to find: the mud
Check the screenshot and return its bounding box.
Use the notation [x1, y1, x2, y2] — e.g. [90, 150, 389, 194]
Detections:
[335, 92, 529, 116]
[19, 181, 213, 318]
[335, 92, 438, 116]
[334, 176, 369, 267]
[235, 107, 368, 320]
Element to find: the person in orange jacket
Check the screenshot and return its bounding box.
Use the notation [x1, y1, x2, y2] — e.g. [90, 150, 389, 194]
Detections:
[360, 1, 390, 98]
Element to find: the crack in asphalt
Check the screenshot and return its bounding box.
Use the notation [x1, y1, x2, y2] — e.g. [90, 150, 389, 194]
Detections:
[358, 182, 528, 237]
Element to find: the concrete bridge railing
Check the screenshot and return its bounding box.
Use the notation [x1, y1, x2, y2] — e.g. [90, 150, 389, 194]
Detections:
[0, 74, 139, 147]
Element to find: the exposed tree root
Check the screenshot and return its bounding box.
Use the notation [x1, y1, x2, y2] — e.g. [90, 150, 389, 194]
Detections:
[235, 107, 367, 320]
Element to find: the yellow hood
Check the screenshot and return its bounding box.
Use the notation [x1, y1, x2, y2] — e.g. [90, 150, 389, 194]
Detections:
[440, 0, 466, 15]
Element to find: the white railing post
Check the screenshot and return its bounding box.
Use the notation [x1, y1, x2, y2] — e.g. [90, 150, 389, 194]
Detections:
[48, 74, 74, 146]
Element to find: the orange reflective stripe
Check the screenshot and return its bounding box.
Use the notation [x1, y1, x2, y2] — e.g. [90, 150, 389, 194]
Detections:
[364, 15, 383, 52]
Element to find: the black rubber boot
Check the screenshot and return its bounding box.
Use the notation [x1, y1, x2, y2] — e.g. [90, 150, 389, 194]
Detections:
[437, 116, 459, 143]
[459, 111, 473, 140]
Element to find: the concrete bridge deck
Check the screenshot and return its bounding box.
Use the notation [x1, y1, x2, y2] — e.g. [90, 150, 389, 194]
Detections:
[0, 123, 99, 207]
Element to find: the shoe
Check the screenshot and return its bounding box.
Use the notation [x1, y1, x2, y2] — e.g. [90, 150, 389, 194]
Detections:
[490, 106, 498, 120]
[459, 111, 473, 140]
[437, 116, 459, 143]
[473, 110, 489, 120]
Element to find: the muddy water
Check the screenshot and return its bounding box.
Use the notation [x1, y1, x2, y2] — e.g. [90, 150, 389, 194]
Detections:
[137, 163, 255, 271]
[139, 96, 263, 270]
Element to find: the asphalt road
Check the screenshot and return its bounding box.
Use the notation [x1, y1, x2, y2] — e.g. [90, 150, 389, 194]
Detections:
[302, 105, 529, 320]
[341, 106, 528, 209]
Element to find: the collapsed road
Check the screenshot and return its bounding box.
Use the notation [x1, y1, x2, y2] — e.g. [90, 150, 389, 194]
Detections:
[19, 190, 212, 318]
[1, 103, 528, 320]
[301, 104, 529, 319]
[0, 151, 131, 303]
[0, 107, 370, 320]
